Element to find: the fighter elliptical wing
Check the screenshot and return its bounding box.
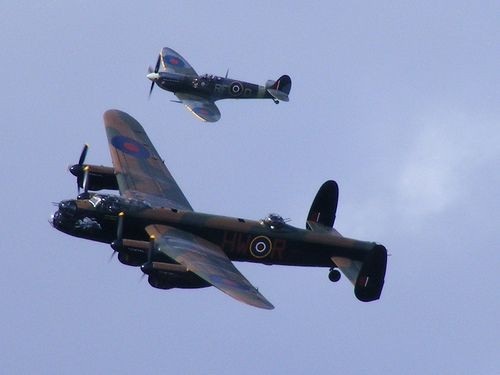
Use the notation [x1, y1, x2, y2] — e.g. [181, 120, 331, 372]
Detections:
[174, 93, 221, 123]
[159, 47, 198, 76]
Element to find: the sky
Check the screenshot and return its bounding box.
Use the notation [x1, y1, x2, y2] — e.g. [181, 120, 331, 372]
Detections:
[2, 1, 500, 373]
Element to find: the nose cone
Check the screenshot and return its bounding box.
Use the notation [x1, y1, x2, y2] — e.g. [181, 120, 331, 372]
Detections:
[69, 164, 82, 177]
[147, 72, 159, 82]
[51, 211, 63, 229]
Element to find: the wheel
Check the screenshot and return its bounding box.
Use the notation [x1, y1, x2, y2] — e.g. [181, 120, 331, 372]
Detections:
[328, 269, 341, 282]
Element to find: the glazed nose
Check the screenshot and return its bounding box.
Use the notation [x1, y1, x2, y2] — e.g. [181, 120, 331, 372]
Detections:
[51, 211, 63, 228]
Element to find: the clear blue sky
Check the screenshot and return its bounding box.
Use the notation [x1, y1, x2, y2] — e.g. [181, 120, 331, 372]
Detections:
[2, 1, 499, 373]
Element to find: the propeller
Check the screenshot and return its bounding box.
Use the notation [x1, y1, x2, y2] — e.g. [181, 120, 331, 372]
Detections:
[147, 53, 162, 98]
[69, 143, 89, 194]
[82, 166, 89, 193]
[109, 212, 124, 262]
[147, 235, 154, 264]
[140, 235, 156, 276]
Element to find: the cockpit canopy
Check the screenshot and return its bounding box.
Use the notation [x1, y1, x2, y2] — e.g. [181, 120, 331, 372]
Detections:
[88, 194, 152, 214]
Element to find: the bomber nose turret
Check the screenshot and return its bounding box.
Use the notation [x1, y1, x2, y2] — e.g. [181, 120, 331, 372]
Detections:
[51, 211, 63, 229]
[51, 200, 77, 230]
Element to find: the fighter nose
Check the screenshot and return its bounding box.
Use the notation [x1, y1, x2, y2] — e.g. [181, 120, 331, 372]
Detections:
[147, 72, 159, 81]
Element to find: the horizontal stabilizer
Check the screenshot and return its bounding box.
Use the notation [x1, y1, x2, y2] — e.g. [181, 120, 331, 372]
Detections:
[353, 244, 387, 301]
[267, 88, 289, 102]
[307, 180, 387, 302]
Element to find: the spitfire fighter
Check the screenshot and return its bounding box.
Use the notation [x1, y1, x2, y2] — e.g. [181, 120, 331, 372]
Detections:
[147, 47, 291, 122]
[53, 110, 387, 309]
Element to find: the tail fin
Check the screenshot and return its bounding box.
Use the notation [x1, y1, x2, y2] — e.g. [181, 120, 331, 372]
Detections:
[306, 180, 387, 302]
[306, 180, 338, 230]
[266, 75, 292, 102]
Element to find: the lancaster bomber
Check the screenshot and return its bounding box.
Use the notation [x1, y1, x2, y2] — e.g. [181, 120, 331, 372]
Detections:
[147, 47, 291, 122]
[53, 110, 387, 309]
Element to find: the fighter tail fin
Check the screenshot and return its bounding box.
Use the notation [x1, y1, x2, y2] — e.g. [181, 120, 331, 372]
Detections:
[266, 75, 292, 102]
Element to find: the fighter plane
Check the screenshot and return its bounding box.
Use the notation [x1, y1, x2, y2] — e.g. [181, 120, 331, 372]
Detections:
[147, 47, 292, 122]
[53, 110, 387, 309]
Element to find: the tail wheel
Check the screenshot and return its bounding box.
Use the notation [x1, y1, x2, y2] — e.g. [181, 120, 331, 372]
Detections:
[328, 268, 341, 282]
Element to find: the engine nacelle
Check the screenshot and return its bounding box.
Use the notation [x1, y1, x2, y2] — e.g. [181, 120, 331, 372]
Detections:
[117, 251, 147, 267]
[86, 167, 119, 191]
[70, 164, 118, 191]
[111, 239, 149, 266]
[148, 272, 210, 290]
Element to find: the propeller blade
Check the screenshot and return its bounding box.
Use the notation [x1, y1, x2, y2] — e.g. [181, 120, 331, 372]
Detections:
[82, 166, 90, 194]
[154, 52, 161, 73]
[70, 143, 89, 194]
[140, 235, 156, 276]
[148, 81, 155, 99]
[109, 212, 125, 262]
[116, 212, 124, 240]
[78, 143, 89, 165]
[147, 235, 155, 264]
[147, 53, 162, 99]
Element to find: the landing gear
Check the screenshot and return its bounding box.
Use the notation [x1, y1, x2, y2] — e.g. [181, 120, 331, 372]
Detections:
[328, 268, 341, 282]
[273, 99, 279, 104]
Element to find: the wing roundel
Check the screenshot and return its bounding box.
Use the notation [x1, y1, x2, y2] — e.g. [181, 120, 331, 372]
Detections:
[161, 47, 198, 76]
[104, 109, 193, 211]
[175, 93, 221, 122]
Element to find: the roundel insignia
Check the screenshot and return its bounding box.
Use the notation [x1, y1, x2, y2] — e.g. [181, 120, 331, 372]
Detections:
[164, 55, 185, 68]
[229, 81, 243, 96]
[193, 107, 216, 118]
[209, 274, 251, 291]
[249, 236, 272, 258]
[111, 136, 150, 158]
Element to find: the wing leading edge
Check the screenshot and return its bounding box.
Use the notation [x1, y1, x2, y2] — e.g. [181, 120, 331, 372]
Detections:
[104, 109, 193, 210]
[146, 224, 274, 310]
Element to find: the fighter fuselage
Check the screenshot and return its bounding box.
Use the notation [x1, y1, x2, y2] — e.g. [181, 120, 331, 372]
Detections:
[151, 72, 272, 101]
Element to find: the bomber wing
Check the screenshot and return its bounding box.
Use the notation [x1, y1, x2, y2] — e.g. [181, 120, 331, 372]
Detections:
[104, 109, 193, 210]
[175, 93, 221, 122]
[161, 47, 198, 76]
[146, 224, 274, 310]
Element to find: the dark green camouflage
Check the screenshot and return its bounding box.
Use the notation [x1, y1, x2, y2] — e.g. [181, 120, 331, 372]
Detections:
[52, 110, 387, 309]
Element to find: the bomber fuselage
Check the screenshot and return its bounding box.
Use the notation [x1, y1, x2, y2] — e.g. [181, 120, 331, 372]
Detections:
[52, 194, 380, 268]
